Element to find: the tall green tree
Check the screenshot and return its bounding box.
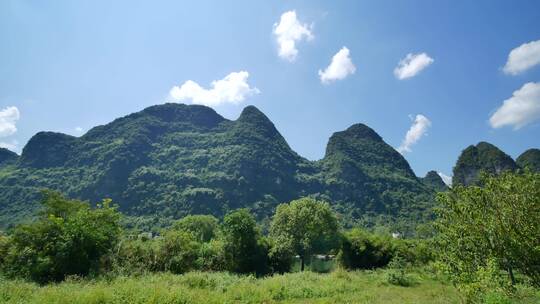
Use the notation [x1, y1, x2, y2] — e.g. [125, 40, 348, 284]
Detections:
[222, 209, 269, 274]
[435, 171, 540, 292]
[1, 190, 122, 283]
[173, 214, 219, 242]
[270, 197, 340, 271]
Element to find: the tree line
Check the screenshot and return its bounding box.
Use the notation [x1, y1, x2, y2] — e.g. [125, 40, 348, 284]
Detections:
[0, 194, 429, 283]
[0, 171, 538, 303]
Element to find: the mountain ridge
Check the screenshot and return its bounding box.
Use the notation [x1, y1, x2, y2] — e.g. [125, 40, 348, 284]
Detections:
[0, 103, 441, 231]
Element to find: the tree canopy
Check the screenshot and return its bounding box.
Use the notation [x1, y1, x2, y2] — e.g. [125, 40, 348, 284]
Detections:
[270, 197, 340, 270]
[0, 190, 122, 283]
[436, 171, 540, 293]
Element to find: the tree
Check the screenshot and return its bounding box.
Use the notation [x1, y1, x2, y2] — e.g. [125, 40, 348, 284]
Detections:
[221, 209, 269, 274]
[1, 190, 121, 283]
[156, 230, 200, 274]
[270, 197, 340, 271]
[173, 214, 219, 242]
[435, 171, 540, 293]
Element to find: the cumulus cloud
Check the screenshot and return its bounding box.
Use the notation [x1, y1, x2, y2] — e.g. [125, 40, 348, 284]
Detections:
[168, 71, 260, 107]
[273, 10, 313, 61]
[0, 106, 20, 137]
[394, 53, 434, 80]
[489, 82, 540, 130]
[318, 47, 356, 84]
[437, 172, 452, 186]
[0, 140, 18, 152]
[397, 114, 432, 154]
[503, 39, 540, 75]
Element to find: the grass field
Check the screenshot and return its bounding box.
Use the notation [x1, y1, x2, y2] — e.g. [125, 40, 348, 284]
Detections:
[1, 269, 538, 304]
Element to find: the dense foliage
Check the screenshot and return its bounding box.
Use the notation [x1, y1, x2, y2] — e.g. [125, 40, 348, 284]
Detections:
[0, 191, 121, 283]
[0, 175, 538, 303]
[269, 198, 340, 270]
[339, 228, 396, 269]
[0, 103, 439, 232]
[436, 171, 540, 302]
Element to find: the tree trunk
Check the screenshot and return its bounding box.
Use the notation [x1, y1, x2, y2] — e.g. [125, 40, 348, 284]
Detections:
[508, 265, 515, 286]
[301, 255, 305, 271]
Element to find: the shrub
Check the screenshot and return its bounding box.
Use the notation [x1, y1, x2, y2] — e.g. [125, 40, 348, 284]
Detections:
[338, 228, 395, 270]
[156, 230, 200, 274]
[385, 255, 412, 287]
[196, 239, 230, 271]
[112, 238, 160, 274]
[0, 232, 9, 267]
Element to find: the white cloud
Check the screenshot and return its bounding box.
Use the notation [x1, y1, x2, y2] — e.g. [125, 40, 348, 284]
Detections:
[397, 114, 432, 154]
[273, 10, 313, 61]
[168, 71, 260, 107]
[437, 172, 452, 186]
[503, 39, 540, 75]
[0, 140, 18, 152]
[0, 106, 20, 137]
[489, 82, 540, 130]
[393, 53, 434, 80]
[75, 126, 84, 133]
[318, 47, 356, 84]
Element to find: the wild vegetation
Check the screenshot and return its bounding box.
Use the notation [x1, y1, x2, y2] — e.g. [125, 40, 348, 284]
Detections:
[0, 170, 539, 303]
[435, 171, 540, 302]
[0, 103, 439, 233]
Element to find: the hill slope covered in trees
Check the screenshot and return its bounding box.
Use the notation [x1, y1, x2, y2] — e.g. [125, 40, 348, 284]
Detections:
[0, 103, 438, 229]
[452, 142, 539, 186]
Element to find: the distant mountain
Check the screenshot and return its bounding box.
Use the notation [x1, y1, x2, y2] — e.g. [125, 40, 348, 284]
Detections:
[516, 149, 540, 172]
[320, 124, 433, 217]
[0, 148, 18, 166]
[421, 171, 447, 192]
[0, 103, 437, 230]
[452, 142, 517, 186]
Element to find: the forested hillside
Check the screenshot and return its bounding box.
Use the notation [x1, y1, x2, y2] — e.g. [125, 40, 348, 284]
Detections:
[452, 142, 539, 186]
[0, 103, 437, 230]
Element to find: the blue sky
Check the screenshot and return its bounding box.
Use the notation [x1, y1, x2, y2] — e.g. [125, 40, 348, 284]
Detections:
[1, 1, 540, 180]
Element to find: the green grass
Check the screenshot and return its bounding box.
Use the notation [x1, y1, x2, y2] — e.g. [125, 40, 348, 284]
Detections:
[1, 269, 537, 304]
[0, 269, 457, 304]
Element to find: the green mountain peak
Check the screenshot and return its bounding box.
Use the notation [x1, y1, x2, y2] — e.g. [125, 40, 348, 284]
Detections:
[516, 148, 540, 172]
[0, 103, 436, 230]
[452, 141, 516, 186]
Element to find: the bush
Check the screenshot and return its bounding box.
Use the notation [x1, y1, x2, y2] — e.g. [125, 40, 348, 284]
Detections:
[156, 230, 200, 274]
[112, 238, 160, 274]
[338, 228, 395, 269]
[385, 255, 412, 287]
[196, 239, 230, 271]
[268, 238, 294, 274]
[0, 232, 9, 267]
